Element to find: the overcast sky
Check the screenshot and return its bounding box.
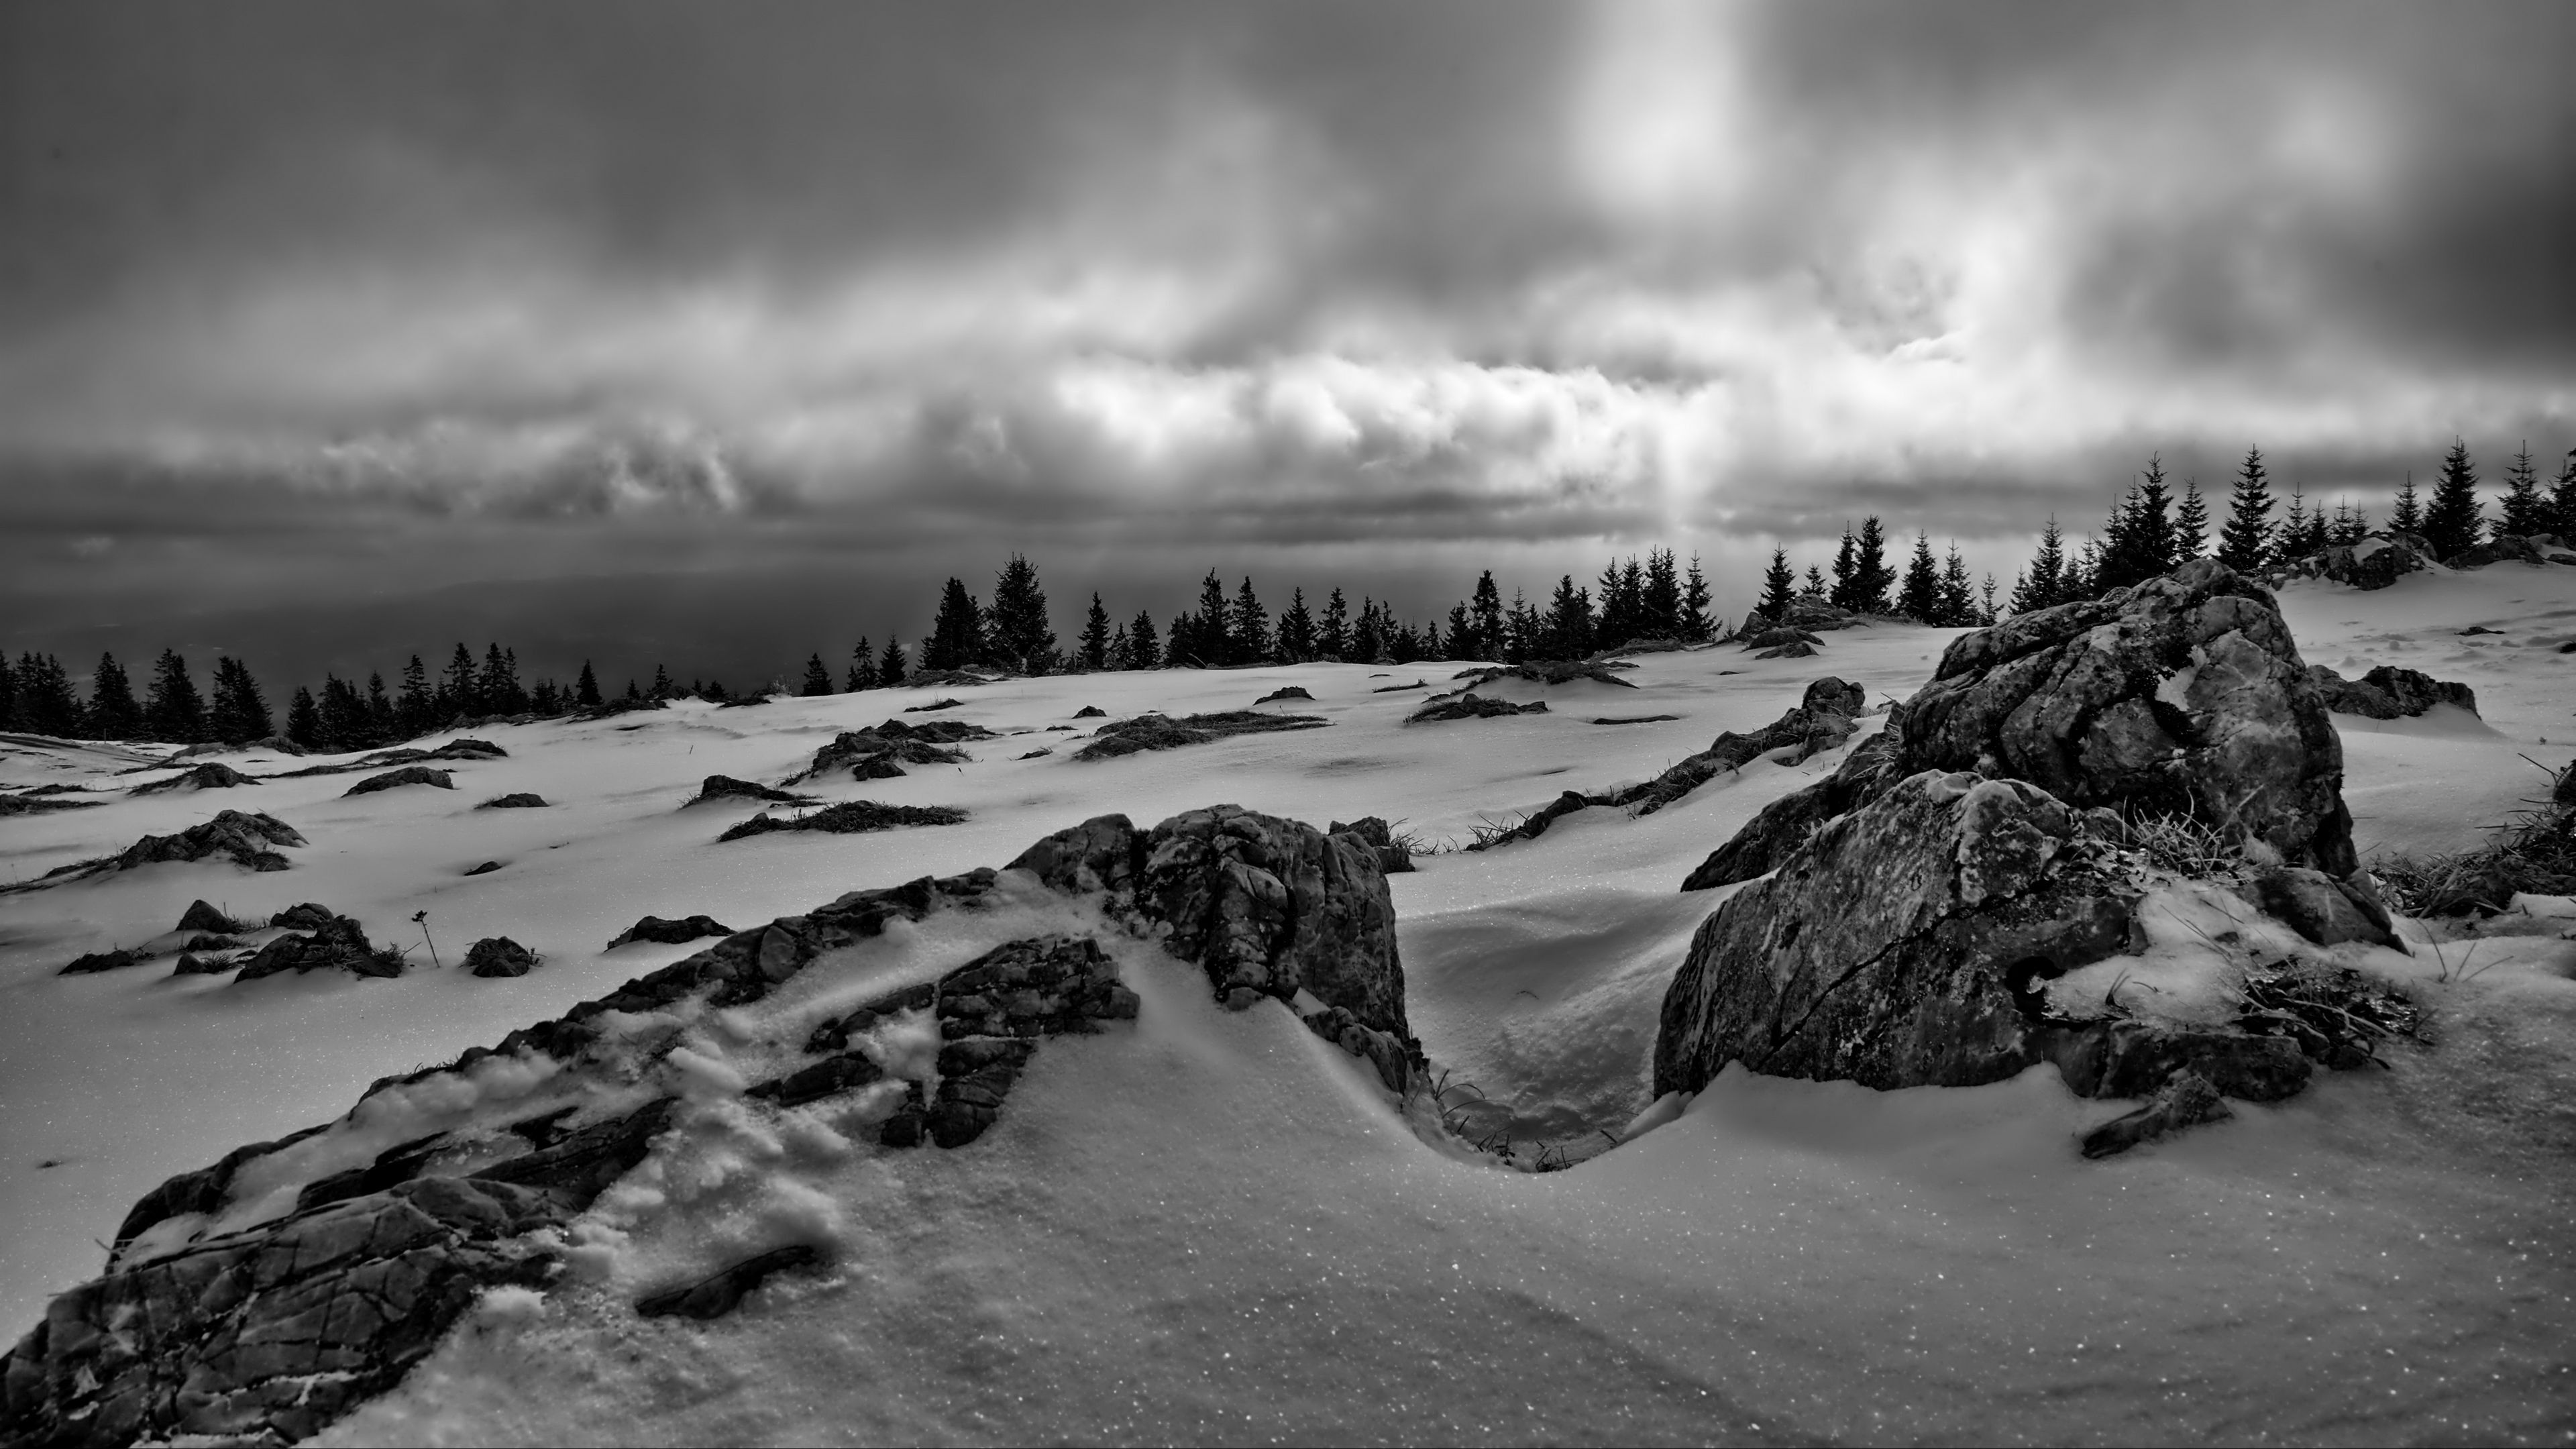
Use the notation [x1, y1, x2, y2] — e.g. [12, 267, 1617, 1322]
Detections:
[5, 1, 2574, 686]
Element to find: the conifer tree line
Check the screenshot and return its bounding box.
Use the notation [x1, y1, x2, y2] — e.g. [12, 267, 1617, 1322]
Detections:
[820, 547, 1723, 692]
[1751, 517, 1996, 630]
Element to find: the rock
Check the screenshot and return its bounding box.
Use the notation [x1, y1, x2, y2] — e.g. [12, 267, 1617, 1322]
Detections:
[1740, 627, 1825, 651]
[0, 791, 99, 816]
[464, 860, 503, 876]
[236, 915, 405, 981]
[1329, 816, 1415, 874]
[172, 953, 233, 976]
[1658, 771, 2139, 1097]
[1073, 705, 1106, 717]
[606, 914, 734, 949]
[1685, 559, 2355, 890]
[477, 793, 547, 809]
[788, 720, 991, 782]
[345, 765, 455, 796]
[464, 937, 539, 977]
[270, 739, 505, 781]
[1756, 640, 1819, 659]
[1371, 679, 1428, 693]
[131, 762, 259, 795]
[60, 947, 149, 975]
[2241, 865, 2404, 950]
[1073, 710, 1330, 759]
[177, 899, 244, 934]
[2444, 532, 2576, 569]
[1405, 694, 1549, 722]
[39, 810, 307, 884]
[906, 697, 966, 712]
[635, 1244, 820, 1320]
[2268, 531, 2438, 591]
[1680, 731, 1902, 888]
[716, 800, 969, 842]
[1016, 747, 1053, 759]
[1801, 677, 1868, 717]
[1592, 714, 1682, 724]
[1449, 661, 1637, 690]
[2080, 1070, 2232, 1159]
[2306, 664, 2477, 719]
[1256, 686, 1314, 704]
[270, 902, 336, 930]
[688, 774, 815, 806]
[182, 934, 246, 952]
[1733, 598, 1868, 637]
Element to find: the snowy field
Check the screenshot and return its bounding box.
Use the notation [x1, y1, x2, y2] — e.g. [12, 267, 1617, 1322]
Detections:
[6, 562, 2576, 1444]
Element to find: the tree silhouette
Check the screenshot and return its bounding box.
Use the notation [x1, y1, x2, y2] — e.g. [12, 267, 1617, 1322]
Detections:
[2423, 438, 2483, 559]
[145, 649, 207, 743]
[1758, 547, 1797, 623]
[800, 653, 834, 696]
[2500, 442, 2546, 539]
[2215, 447, 2275, 574]
[87, 653, 142, 739]
[1079, 593, 1112, 670]
[987, 554, 1055, 672]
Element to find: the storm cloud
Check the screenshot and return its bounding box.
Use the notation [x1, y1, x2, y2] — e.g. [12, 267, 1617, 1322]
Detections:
[5, 0, 2574, 676]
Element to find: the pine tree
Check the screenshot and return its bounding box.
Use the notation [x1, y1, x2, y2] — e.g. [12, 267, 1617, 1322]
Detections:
[144, 649, 207, 742]
[2551, 451, 2576, 541]
[1543, 576, 1593, 658]
[1898, 532, 1941, 621]
[1828, 525, 1859, 611]
[1979, 573, 2000, 625]
[1187, 572, 1230, 665]
[366, 672, 393, 737]
[1505, 589, 1538, 663]
[478, 643, 525, 715]
[649, 664, 673, 700]
[2500, 442, 2546, 539]
[444, 643, 479, 717]
[2279, 483, 2311, 566]
[531, 680, 561, 715]
[87, 653, 142, 739]
[923, 578, 986, 672]
[1318, 588, 1349, 660]
[208, 657, 272, 743]
[572, 660, 602, 709]
[2100, 455, 2177, 588]
[286, 686, 321, 747]
[2174, 476, 2210, 560]
[1470, 572, 1503, 657]
[1230, 578, 1271, 663]
[1850, 517, 1895, 613]
[1108, 623, 1132, 670]
[2010, 517, 2068, 614]
[1802, 565, 1827, 598]
[1127, 610, 1161, 670]
[1079, 594, 1112, 671]
[800, 653, 833, 696]
[2423, 438, 2483, 559]
[17, 654, 80, 737]
[1758, 547, 1797, 623]
[2328, 501, 2367, 548]
[987, 554, 1055, 672]
[1279, 588, 1316, 661]
[1443, 603, 1473, 659]
[1644, 548, 1683, 638]
[1938, 544, 1974, 626]
[879, 637, 908, 686]
[2390, 472, 2424, 535]
[318, 675, 368, 750]
[2215, 447, 2275, 574]
[1683, 554, 1713, 639]
[623, 678, 642, 702]
[398, 655, 435, 731]
[1350, 598, 1386, 663]
[845, 639, 877, 692]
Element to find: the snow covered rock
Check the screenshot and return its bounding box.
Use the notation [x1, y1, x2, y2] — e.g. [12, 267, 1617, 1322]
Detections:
[176, 899, 244, 934]
[1739, 627, 1824, 651]
[129, 761, 258, 795]
[788, 720, 984, 783]
[1684, 559, 2356, 889]
[41, 810, 306, 884]
[2305, 663, 2477, 719]
[604, 914, 734, 949]
[1073, 710, 1330, 759]
[58, 947, 148, 975]
[2443, 532, 2576, 569]
[476, 792, 547, 809]
[1328, 816, 1415, 874]
[1405, 694, 1548, 722]
[235, 914, 403, 981]
[686, 774, 814, 806]
[464, 936, 539, 977]
[2240, 865, 2404, 949]
[714, 800, 968, 841]
[343, 764, 455, 796]
[2269, 530, 2437, 590]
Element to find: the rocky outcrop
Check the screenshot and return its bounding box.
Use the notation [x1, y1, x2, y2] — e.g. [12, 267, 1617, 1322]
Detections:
[716, 800, 968, 842]
[272, 740, 506, 780]
[131, 762, 258, 795]
[476, 793, 547, 809]
[1072, 705, 1106, 718]
[1254, 686, 1314, 704]
[2443, 532, 2576, 570]
[177, 900, 245, 934]
[1073, 711, 1330, 759]
[1739, 627, 1824, 652]
[6, 804, 1414, 1446]
[0, 791, 99, 816]
[1732, 598, 1868, 637]
[1329, 816, 1415, 875]
[59, 947, 149, 975]
[2306, 664, 2477, 719]
[270, 902, 335, 930]
[2268, 531, 2438, 591]
[605, 914, 734, 949]
[1406, 694, 1548, 722]
[464, 937, 539, 977]
[1684, 561, 2354, 890]
[35, 811, 306, 885]
[235, 915, 403, 981]
[344, 765, 454, 797]
[687, 775, 816, 806]
[1449, 661, 1637, 689]
[791, 719, 991, 782]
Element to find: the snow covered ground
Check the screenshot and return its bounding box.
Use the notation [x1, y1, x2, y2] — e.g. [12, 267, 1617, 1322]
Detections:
[6, 559, 2576, 1443]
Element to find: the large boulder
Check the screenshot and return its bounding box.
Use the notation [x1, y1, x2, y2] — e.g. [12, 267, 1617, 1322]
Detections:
[2443, 532, 2576, 570]
[235, 914, 404, 981]
[1684, 560, 2355, 889]
[43, 811, 307, 883]
[2269, 531, 2438, 591]
[2305, 664, 2476, 720]
[344, 765, 454, 797]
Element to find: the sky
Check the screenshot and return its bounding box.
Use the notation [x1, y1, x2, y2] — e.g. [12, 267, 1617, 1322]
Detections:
[5, 0, 2575, 689]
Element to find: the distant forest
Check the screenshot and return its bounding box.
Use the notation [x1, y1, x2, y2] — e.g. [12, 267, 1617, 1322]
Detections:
[5, 439, 2567, 751]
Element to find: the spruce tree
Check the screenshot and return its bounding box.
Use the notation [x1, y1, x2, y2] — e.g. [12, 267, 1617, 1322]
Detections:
[845, 639, 877, 692]
[1126, 610, 1160, 670]
[1938, 544, 1974, 626]
[922, 579, 985, 671]
[366, 672, 393, 737]
[1278, 588, 1316, 661]
[1828, 525, 1859, 610]
[2278, 483, 2311, 566]
[1683, 554, 1713, 639]
[801, 653, 833, 696]
[2010, 517, 2068, 614]
[879, 637, 908, 686]
[318, 675, 368, 750]
[2499, 442, 2546, 539]
[1318, 588, 1349, 660]
[1108, 623, 1132, 669]
[1803, 565, 1827, 598]
[144, 649, 207, 742]
[444, 643, 478, 717]
[530, 680, 559, 715]
[2174, 476, 2210, 560]
[1758, 547, 1797, 623]
[1850, 517, 1895, 613]
[2215, 447, 2275, 574]
[1505, 589, 1538, 663]
[1443, 603, 1473, 659]
[1230, 578, 1271, 663]
[397, 655, 435, 731]
[1079, 594, 1112, 671]
[1899, 532, 1941, 621]
[2423, 438, 2483, 559]
[2328, 501, 2367, 548]
[208, 657, 272, 743]
[649, 664, 673, 700]
[2551, 451, 2576, 540]
[87, 653, 142, 739]
[1979, 573, 2000, 625]
[18, 654, 80, 737]
[987, 554, 1055, 672]
[1350, 598, 1386, 663]
[1470, 572, 1503, 657]
[1191, 572, 1232, 665]
[1543, 576, 1593, 658]
[286, 686, 321, 747]
[1644, 548, 1682, 638]
[478, 643, 525, 714]
[572, 660, 602, 709]
[2390, 473, 2424, 535]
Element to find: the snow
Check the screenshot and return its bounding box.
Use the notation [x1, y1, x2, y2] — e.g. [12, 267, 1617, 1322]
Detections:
[7, 570, 2576, 1440]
